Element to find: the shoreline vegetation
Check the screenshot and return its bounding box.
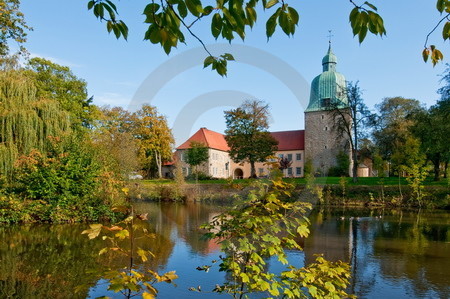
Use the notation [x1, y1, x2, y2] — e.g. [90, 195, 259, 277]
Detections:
[138, 176, 450, 210]
[1, 176, 448, 225]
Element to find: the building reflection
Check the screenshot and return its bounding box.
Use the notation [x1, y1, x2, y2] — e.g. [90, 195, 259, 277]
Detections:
[303, 208, 450, 298]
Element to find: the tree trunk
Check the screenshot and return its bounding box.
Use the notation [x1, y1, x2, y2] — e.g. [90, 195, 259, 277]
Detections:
[352, 116, 358, 183]
[250, 161, 257, 178]
[352, 148, 358, 183]
[444, 161, 448, 178]
[155, 150, 162, 179]
[433, 160, 440, 181]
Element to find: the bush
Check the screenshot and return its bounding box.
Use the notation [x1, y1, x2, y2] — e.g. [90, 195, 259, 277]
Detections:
[2, 137, 125, 223]
[186, 172, 216, 181]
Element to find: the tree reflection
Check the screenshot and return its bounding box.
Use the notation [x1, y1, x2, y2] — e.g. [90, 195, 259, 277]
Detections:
[0, 224, 103, 298]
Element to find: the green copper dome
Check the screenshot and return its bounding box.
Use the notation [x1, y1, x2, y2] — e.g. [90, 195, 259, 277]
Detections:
[322, 46, 337, 66]
[306, 45, 348, 112]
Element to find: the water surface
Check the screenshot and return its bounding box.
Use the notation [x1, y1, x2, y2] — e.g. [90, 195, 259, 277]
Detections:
[0, 202, 449, 298]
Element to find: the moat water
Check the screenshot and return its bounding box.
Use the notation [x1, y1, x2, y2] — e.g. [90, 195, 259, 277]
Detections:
[0, 202, 449, 298]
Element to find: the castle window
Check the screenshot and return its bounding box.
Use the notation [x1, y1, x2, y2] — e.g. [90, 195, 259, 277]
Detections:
[296, 153, 301, 160]
[324, 145, 328, 149]
[296, 167, 302, 175]
[321, 114, 324, 119]
[321, 98, 331, 107]
[324, 126, 328, 131]
[287, 154, 292, 161]
[287, 168, 293, 176]
[258, 168, 264, 175]
[278, 154, 284, 159]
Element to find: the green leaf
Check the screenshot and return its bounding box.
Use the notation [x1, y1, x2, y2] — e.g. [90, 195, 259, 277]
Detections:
[221, 53, 235, 61]
[278, 11, 290, 35]
[246, 6, 257, 27]
[266, 11, 279, 38]
[87, 1, 95, 10]
[108, 283, 124, 292]
[296, 224, 309, 237]
[364, 1, 377, 11]
[203, 56, 215, 68]
[443, 21, 450, 40]
[358, 25, 368, 43]
[185, 0, 203, 17]
[102, 3, 116, 20]
[106, 21, 113, 33]
[112, 24, 120, 39]
[99, 247, 109, 255]
[178, 2, 188, 18]
[144, 3, 161, 15]
[437, 0, 446, 13]
[118, 21, 128, 40]
[211, 13, 222, 39]
[203, 5, 213, 15]
[105, 0, 117, 12]
[287, 7, 299, 25]
[265, 0, 279, 9]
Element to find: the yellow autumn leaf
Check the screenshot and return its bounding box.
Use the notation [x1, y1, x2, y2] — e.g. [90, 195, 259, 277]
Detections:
[142, 292, 155, 299]
[81, 223, 103, 239]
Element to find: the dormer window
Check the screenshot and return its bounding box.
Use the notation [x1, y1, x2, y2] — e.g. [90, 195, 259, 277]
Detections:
[321, 98, 331, 107]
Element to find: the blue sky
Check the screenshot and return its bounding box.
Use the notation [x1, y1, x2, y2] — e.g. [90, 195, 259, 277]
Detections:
[20, 0, 448, 145]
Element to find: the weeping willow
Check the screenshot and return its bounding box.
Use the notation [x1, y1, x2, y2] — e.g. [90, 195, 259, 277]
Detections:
[0, 70, 71, 177]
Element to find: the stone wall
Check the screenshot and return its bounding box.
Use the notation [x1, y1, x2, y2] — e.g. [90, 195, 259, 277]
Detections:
[304, 110, 351, 175]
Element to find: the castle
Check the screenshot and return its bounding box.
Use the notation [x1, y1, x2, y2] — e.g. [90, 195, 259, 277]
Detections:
[168, 45, 352, 179]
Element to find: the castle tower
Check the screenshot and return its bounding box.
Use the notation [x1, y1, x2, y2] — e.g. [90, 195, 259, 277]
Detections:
[304, 44, 350, 175]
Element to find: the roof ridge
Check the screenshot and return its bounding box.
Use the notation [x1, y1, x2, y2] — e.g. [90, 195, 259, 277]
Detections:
[200, 127, 210, 147]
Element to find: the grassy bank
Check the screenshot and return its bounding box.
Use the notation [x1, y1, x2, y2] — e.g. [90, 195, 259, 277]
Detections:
[138, 177, 450, 209]
[141, 176, 450, 186]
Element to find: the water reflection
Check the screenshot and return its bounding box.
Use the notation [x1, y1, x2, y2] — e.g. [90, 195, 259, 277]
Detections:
[0, 224, 102, 298]
[304, 208, 450, 298]
[0, 204, 449, 298]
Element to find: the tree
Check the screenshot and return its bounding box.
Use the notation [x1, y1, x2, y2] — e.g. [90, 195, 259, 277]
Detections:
[133, 104, 174, 179]
[401, 136, 428, 205]
[92, 106, 140, 179]
[199, 179, 352, 298]
[372, 97, 423, 176]
[411, 99, 450, 181]
[330, 81, 372, 182]
[278, 157, 292, 177]
[328, 151, 351, 177]
[0, 0, 31, 56]
[224, 100, 278, 178]
[185, 141, 209, 182]
[24, 57, 95, 130]
[0, 70, 71, 178]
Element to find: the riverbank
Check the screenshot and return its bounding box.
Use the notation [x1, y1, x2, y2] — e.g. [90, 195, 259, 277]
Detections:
[138, 178, 450, 209]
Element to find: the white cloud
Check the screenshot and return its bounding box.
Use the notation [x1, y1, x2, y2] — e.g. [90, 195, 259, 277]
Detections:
[28, 52, 83, 68]
[95, 92, 132, 108]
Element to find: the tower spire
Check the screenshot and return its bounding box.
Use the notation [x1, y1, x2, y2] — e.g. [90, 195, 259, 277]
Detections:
[327, 30, 333, 47]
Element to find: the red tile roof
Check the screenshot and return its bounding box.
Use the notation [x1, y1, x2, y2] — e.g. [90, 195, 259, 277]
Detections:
[177, 128, 230, 152]
[270, 130, 305, 151]
[178, 128, 305, 152]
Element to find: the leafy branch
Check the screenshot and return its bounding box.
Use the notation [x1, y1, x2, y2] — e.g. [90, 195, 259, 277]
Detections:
[422, 0, 450, 66]
[194, 178, 353, 298]
[87, 0, 448, 73]
[348, 1, 386, 43]
[81, 204, 178, 298]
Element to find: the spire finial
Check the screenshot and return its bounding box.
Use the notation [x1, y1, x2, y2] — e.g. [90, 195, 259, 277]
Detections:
[327, 30, 333, 46]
